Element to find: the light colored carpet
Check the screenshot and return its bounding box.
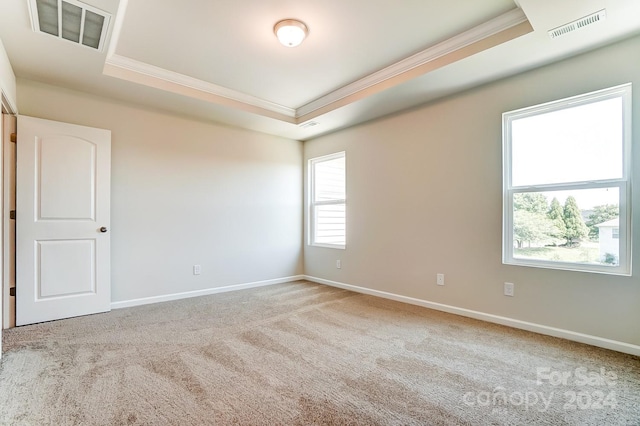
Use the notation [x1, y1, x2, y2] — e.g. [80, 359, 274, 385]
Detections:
[0, 280, 639, 425]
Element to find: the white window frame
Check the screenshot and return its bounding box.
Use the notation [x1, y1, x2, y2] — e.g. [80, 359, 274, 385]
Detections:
[309, 151, 346, 249]
[503, 84, 632, 275]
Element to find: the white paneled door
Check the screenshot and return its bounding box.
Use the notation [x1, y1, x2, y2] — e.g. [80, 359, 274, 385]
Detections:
[16, 116, 111, 326]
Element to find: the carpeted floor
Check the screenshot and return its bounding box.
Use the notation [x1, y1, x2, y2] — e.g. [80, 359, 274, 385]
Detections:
[1, 280, 639, 425]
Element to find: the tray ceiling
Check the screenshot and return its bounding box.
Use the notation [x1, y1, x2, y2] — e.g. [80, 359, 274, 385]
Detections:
[1, 0, 640, 139]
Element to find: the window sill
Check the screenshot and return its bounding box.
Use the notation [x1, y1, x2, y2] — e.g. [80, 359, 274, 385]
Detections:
[310, 243, 346, 250]
[503, 258, 631, 276]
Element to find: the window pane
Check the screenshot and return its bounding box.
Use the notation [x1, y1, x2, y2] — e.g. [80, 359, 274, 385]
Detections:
[512, 97, 623, 186]
[314, 156, 345, 202]
[512, 188, 619, 266]
[314, 204, 345, 245]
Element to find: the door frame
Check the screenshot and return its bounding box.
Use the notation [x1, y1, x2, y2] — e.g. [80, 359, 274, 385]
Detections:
[2, 112, 15, 330]
[1, 98, 17, 358]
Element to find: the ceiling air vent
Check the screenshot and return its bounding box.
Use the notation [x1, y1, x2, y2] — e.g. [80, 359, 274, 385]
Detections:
[28, 0, 111, 51]
[299, 121, 319, 129]
[548, 10, 606, 39]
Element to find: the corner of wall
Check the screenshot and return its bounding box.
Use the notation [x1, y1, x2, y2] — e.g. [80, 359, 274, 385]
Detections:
[0, 38, 17, 114]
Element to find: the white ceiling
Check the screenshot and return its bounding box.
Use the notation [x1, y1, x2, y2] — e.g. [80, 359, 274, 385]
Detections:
[1, 0, 639, 140]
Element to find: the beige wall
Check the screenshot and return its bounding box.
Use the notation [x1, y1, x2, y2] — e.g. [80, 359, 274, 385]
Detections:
[304, 34, 640, 347]
[11, 35, 640, 348]
[0, 38, 16, 112]
[18, 79, 303, 303]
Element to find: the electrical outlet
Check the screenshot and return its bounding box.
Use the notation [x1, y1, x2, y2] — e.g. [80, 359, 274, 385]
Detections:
[504, 282, 514, 297]
[193, 264, 201, 275]
[436, 273, 445, 286]
[336, 260, 341, 269]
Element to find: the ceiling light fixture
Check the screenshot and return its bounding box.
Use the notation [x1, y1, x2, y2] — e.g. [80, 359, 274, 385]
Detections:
[274, 19, 308, 47]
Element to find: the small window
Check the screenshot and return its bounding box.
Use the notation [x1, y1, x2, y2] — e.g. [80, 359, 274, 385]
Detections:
[309, 152, 346, 249]
[503, 84, 631, 275]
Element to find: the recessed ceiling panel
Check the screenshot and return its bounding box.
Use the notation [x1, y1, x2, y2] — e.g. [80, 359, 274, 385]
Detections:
[114, 0, 517, 108]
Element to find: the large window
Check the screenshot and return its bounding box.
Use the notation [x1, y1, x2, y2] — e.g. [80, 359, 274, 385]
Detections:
[503, 84, 631, 275]
[309, 152, 346, 249]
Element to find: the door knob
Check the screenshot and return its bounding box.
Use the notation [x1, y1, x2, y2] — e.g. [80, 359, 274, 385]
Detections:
[99, 227, 108, 233]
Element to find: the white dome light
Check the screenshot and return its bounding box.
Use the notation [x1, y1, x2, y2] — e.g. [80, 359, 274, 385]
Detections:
[274, 19, 309, 48]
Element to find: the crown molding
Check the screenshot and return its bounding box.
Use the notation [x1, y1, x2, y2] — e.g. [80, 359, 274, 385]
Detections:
[296, 8, 531, 119]
[104, 54, 297, 121]
[104, 0, 296, 122]
[103, 5, 531, 125]
[106, 0, 128, 58]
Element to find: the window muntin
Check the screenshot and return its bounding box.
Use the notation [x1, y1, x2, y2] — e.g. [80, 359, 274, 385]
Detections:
[309, 152, 346, 248]
[503, 84, 631, 275]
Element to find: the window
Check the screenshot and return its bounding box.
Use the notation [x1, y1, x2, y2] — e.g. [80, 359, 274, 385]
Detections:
[503, 84, 631, 275]
[309, 152, 346, 249]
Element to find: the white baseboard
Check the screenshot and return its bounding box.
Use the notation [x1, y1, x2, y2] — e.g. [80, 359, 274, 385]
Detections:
[304, 275, 640, 357]
[111, 275, 305, 309]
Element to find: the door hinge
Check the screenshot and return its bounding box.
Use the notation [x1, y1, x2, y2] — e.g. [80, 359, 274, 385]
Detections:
[10, 133, 17, 143]
[9, 287, 16, 297]
[10, 210, 16, 220]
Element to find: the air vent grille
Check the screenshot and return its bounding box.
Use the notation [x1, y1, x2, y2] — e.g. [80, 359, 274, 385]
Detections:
[548, 10, 606, 39]
[299, 121, 320, 129]
[29, 0, 111, 51]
